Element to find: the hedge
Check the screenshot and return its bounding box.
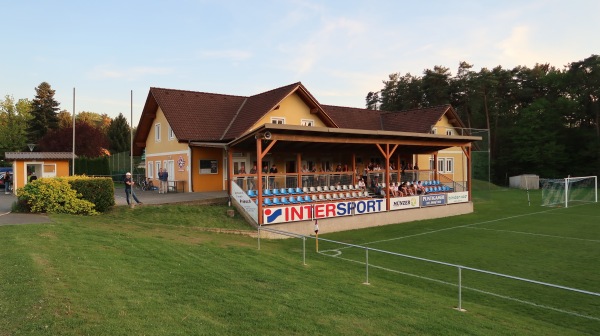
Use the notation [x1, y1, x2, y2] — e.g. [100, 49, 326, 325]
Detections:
[16, 176, 115, 215]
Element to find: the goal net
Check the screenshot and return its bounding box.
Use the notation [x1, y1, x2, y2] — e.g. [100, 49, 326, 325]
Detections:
[541, 176, 598, 207]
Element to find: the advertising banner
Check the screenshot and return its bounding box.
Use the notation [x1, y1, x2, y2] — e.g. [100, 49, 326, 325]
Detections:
[447, 191, 469, 204]
[389, 196, 420, 211]
[231, 182, 258, 222]
[263, 198, 387, 224]
[421, 193, 447, 207]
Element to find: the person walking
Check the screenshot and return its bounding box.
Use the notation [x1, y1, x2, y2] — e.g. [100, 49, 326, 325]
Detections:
[124, 172, 142, 206]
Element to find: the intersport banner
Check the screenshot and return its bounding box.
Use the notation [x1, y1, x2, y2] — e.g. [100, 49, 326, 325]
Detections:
[263, 199, 386, 224]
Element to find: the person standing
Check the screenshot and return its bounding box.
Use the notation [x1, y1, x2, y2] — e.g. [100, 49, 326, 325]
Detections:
[3, 171, 12, 194]
[248, 164, 257, 190]
[157, 168, 164, 193]
[269, 164, 278, 189]
[161, 168, 169, 194]
[124, 172, 142, 206]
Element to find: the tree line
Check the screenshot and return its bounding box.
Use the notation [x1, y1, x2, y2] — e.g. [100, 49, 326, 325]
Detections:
[366, 54, 600, 183]
[0, 82, 132, 163]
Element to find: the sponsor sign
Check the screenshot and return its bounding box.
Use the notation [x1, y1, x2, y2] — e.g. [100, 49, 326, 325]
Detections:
[421, 193, 447, 207]
[389, 196, 420, 211]
[231, 182, 258, 222]
[263, 199, 386, 224]
[447, 191, 469, 204]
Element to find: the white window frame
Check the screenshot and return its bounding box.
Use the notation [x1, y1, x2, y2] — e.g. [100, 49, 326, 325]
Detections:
[445, 158, 454, 173]
[155, 161, 161, 180]
[155, 123, 161, 142]
[271, 117, 285, 124]
[147, 161, 154, 179]
[446, 129, 453, 136]
[433, 157, 454, 173]
[168, 125, 175, 140]
[431, 127, 437, 134]
[301, 119, 314, 127]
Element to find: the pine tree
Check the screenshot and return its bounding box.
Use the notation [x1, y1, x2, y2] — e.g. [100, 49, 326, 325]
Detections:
[107, 113, 131, 153]
[28, 82, 60, 143]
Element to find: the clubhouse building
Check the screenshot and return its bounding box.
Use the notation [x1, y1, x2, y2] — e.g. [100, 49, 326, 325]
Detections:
[134, 82, 481, 234]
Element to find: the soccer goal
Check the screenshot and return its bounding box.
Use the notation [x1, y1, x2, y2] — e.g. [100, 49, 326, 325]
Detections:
[541, 176, 598, 207]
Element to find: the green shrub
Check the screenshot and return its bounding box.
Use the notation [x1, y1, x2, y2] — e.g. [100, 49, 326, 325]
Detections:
[67, 176, 115, 212]
[16, 178, 98, 215]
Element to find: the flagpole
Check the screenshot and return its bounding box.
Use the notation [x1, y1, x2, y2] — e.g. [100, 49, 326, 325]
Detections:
[72, 87, 76, 175]
[130, 90, 133, 175]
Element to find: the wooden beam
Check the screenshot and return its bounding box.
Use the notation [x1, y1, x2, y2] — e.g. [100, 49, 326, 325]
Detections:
[271, 133, 472, 147]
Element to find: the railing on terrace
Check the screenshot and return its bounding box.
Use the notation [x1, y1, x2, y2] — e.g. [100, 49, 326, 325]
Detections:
[232, 170, 454, 192]
[257, 226, 600, 320]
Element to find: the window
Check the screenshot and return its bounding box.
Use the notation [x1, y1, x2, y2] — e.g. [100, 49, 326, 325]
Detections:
[431, 127, 437, 134]
[155, 161, 161, 180]
[200, 159, 218, 174]
[155, 123, 161, 142]
[301, 119, 314, 126]
[432, 157, 454, 173]
[168, 126, 175, 140]
[148, 161, 154, 178]
[446, 129, 453, 136]
[271, 117, 285, 124]
[445, 158, 454, 173]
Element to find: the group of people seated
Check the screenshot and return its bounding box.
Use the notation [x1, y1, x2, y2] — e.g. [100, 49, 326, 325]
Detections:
[388, 181, 425, 197]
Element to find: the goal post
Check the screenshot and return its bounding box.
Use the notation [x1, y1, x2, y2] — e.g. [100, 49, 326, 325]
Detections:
[541, 176, 598, 208]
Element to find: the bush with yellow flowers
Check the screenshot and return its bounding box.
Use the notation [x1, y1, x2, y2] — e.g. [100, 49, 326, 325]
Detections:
[17, 177, 99, 215]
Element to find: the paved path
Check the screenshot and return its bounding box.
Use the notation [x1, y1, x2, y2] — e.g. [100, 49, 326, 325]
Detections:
[0, 189, 228, 226]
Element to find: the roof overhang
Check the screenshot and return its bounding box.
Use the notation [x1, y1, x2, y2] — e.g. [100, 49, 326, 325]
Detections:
[5, 152, 77, 160]
[188, 142, 229, 149]
[228, 123, 481, 155]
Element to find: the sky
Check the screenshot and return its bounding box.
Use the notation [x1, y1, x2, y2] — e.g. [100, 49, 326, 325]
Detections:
[1, 0, 599, 125]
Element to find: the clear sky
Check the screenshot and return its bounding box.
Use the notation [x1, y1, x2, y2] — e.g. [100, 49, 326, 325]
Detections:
[1, 0, 598, 125]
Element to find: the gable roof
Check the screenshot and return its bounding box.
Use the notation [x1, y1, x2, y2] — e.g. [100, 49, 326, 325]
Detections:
[322, 104, 464, 133]
[134, 83, 466, 154]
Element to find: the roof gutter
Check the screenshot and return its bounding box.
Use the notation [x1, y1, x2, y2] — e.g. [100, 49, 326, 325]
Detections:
[189, 142, 229, 149]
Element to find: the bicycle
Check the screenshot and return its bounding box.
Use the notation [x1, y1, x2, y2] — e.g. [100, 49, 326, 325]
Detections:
[137, 177, 154, 191]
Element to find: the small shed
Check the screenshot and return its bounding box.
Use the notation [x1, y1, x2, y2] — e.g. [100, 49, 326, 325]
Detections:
[4, 152, 76, 193]
[509, 174, 539, 190]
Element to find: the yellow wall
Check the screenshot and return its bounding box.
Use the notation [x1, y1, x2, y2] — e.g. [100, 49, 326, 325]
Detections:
[145, 153, 189, 184]
[251, 93, 327, 129]
[415, 114, 468, 182]
[191, 147, 224, 192]
[145, 107, 188, 154]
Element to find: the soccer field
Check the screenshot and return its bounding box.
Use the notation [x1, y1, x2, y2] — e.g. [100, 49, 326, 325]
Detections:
[310, 187, 600, 333]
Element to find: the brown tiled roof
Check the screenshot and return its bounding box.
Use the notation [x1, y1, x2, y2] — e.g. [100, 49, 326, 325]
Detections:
[321, 105, 383, 130]
[221, 82, 301, 140]
[151, 87, 246, 142]
[133, 82, 463, 154]
[380, 105, 452, 133]
[5, 152, 76, 160]
[322, 104, 454, 133]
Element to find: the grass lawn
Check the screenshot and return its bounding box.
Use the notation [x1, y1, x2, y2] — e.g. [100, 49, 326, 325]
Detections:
[0, 190, 598, 335]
